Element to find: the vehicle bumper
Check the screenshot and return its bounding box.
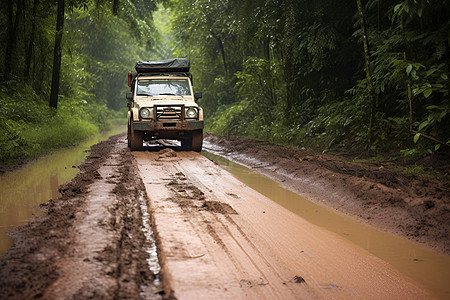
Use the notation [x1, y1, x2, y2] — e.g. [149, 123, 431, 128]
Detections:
[133, 120, 204, 131]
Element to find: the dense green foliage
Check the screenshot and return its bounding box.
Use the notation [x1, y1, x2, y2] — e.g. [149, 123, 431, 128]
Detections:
[1, 0, 448, 162]
[0, 0, 158, 162]
[167, 0, 449, 156]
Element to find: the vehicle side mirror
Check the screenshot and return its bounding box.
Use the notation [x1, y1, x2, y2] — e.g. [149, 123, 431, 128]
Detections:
[194, 92, 202, 99]
[126, 92, 133, 100]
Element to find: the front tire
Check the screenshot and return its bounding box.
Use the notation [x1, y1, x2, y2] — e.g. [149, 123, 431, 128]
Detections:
[127, 121, 131, 148]
[181, 138, 192, 150]
[129, 122, 143, 151]
[191, 130, 203, 152]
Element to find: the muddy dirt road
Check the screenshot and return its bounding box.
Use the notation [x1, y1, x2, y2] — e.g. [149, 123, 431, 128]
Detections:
[135, 144, 434, 299]
[0, 136, 161, 299]
[0, 134, 445, 299]
[204, 134, 450, 255]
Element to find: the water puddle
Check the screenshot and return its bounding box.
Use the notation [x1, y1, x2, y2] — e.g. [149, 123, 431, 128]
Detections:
[139, 192, 162, 298]
[202, 150, 450, 299]
[0, 126, 125, 255]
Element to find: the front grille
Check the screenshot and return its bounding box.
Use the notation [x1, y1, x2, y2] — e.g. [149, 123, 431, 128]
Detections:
[155, 104, 185, 121]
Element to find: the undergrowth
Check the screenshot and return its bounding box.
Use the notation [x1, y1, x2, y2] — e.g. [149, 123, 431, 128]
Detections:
[205, 95, 448, 176]
[0, 83, 116, 164]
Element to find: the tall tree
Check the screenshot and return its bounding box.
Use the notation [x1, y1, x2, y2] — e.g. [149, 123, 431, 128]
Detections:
[25, 0, 39, 79]
[2, 0, 23, 83]
[356, 0, 377, 144]
[49, 0, 65, 109]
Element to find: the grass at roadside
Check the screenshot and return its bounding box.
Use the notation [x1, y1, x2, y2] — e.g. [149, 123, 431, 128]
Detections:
[0, 83, 125, 168]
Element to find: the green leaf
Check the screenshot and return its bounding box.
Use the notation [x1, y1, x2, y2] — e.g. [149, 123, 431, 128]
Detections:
[435, 144, 441, 151]
[394, 4, 402, 13]
[414, 133, 420, 144]
[406, 64, 412, 76]
[425, 68, 437, 77]
[441, 74, 448, 80]
[418, 121, 428, 131]
[423, 88, 432, 98]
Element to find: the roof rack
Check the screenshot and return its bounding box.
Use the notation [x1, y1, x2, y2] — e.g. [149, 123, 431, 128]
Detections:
[135, 58, 190, 74]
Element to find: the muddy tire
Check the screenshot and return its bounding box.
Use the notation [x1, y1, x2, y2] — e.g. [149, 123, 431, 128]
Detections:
[191, 130, 203, 152]
[181, 138, 192, 150]
[129, 122, 143, 151]
[127, 122, 131, 148]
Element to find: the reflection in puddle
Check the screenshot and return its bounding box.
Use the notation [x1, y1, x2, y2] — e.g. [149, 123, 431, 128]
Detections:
[0, 126, 125, 255]
[202, 150, 450, 299]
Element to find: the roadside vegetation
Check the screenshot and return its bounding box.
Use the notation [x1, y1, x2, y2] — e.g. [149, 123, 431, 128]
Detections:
[166, 0, 448, 165]
[1, 0, 448, 172]
[0, 0, 160, 164]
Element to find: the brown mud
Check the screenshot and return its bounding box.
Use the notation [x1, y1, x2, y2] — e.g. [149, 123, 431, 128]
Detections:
[0, 135, 162, 299]
[203, 134, 450, 255]
[134, 142, 435, 299]
[0, 132, 448, 299]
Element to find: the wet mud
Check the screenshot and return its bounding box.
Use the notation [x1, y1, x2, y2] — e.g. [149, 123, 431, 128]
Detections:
[0, 132, 447, 299]
[134, 143, 435, 299]
[204, 134, 450, 255]
[0, 135, 162, 299]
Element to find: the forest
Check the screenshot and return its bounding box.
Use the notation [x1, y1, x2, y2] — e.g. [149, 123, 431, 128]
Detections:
[0, 0, 160, 162]
[0, 0, 448, 164]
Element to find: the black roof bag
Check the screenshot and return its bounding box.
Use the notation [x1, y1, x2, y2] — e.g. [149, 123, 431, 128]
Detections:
[135, 58, 190, 73]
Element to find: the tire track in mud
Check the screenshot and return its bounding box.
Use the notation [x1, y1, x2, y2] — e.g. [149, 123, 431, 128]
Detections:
[163, 169, 275, 289]
[203, 134, 450, 255]
[135, 147, 435, 299]
[0, 136, 163, 299]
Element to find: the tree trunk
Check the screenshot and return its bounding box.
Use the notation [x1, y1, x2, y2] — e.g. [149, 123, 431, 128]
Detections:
[283, 2, 296, 113]
[112, 0, 119, 15]
[3, 0, 23, 83]
[49, 0, 65, 109]
[356, 0, 376, 144]
[263, 36, 270, 62]
[25, 0, 38, 78]
[213, 34, 228, 74]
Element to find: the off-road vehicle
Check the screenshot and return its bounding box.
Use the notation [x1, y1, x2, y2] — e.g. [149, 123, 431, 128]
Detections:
[126, 58, 204, 151]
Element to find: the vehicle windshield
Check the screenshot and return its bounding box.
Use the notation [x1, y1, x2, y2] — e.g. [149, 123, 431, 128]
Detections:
[136, 79, 191, 96]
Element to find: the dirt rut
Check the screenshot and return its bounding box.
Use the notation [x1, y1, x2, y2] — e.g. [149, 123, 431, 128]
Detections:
[135, 148, 435, 299]
[203, 134, 450, 254]
[0, 136, 160, 299]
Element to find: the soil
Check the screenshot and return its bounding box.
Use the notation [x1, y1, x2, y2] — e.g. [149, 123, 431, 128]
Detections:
[203, 133, 450, 255]
[0, 135, 163, 299]
[0, 132, 447, 299]
[133, 142, 435, 299]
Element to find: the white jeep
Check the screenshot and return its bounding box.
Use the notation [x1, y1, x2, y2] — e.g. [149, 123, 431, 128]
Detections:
[126, 59, 204, 151]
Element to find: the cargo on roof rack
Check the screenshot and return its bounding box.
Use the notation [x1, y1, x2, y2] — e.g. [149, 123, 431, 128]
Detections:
[135, 58, 190, 73]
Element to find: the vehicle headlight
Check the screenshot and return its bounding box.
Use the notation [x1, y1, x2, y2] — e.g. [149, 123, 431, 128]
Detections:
[186, 107, 198, 119]
[140, 108, 152, 119]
